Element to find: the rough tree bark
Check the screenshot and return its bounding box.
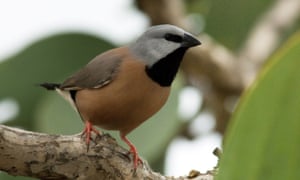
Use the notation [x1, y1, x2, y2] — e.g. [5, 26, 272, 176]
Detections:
[0, 125, 214, 180]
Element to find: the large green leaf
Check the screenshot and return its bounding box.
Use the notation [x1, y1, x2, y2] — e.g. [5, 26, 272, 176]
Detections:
[217, 32, 300, 179]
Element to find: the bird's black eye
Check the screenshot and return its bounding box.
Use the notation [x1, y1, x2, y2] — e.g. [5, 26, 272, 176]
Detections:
[164, 33, 183, 43]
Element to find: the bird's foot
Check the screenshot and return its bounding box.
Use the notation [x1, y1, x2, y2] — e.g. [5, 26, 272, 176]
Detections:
[81, 121, 101, 151]
[129, 147, 143, 168]
[121, 135, 143, 168]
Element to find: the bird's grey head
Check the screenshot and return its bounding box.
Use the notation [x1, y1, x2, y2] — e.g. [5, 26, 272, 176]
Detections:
[129, 24, 201, 67]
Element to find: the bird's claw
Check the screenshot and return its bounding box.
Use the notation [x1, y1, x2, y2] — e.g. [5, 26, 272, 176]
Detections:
[81, 121, 101, 151]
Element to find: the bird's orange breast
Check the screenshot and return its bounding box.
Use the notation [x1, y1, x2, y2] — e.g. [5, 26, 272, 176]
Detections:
[75, 52, 170, 135]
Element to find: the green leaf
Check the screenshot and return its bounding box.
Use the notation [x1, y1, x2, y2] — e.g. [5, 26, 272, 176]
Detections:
[217, 32, 300, 179]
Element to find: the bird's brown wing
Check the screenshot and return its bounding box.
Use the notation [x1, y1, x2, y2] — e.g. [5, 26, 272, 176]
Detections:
[60, 48, 124, 90]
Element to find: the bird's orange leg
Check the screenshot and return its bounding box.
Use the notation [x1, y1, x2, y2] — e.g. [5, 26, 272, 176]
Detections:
[81, 121, 100, 149]
[120, 134, 143, 168]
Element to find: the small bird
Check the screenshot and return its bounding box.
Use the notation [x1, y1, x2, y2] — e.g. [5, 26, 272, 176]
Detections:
[40, 24, 201, 168]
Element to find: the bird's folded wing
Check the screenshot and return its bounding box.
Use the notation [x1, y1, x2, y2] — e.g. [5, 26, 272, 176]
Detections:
[60, 48, 123, 90]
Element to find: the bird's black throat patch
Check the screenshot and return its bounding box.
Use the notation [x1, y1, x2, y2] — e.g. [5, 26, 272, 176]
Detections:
[145, 47, 188, 86]
[70, 90, 77, 102]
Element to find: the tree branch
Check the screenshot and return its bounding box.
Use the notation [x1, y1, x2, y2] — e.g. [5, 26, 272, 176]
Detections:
[0, 125, 214, 180]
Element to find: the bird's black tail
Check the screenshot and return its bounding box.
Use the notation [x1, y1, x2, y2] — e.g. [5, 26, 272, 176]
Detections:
[39, 83, 61, 90]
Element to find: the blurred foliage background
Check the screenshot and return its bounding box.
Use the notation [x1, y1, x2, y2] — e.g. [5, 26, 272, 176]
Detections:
[0, 0, 300, 179]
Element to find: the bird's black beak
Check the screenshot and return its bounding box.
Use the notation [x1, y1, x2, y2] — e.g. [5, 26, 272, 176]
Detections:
[181, 33, 201, 48]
